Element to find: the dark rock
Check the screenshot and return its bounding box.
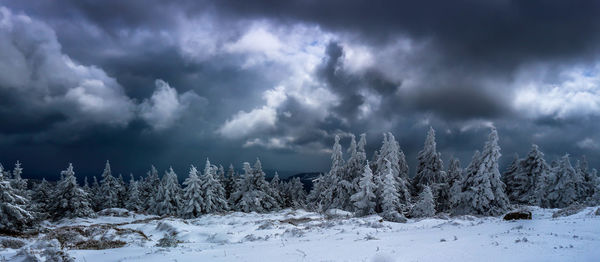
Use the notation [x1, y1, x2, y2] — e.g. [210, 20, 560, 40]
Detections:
[503, 211, 532, 220]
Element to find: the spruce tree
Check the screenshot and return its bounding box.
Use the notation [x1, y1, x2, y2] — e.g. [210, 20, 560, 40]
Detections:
[49, 163, 95, 219]
[375, 133, 411, 212]
[126, 174, 143, 212]
[224, 164, 237, 200]
[117, 173, 127, 208]
[99, 160, 120, 209]
[454, 128, 510, 216]
[350, 162, 376, 216]
[282, 177, 307, 209]
[0, 165, 34, 232]
[510, 145, 550, 205]
[306, 173, 327, 211]
[153, 167, 182, 216]
[141, 165, 160, 212]
[270, 172, 285, 207]
[345, 134, 367, 205]
[545, 154, 585, 208]
[31, 178, 52, 218]
[11, 161, 28, 195]
[380, 159, 407, 222]
[411, 185, 436, 218]
[200, 159, 228, 213]
[230, 160, 279, 212]
[327, 135, 352, 210]
[90, 176, 102, 211]
[181, 165, 203, 218]
[413, 127, 446, 191]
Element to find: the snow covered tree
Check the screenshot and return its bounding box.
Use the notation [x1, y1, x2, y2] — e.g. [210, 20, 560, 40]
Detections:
[48, 163, 95, 219]
[153, 167, 182, 216]
[327, 135, 353, 210]
[350, 162, 376, 216]
[447, 157, 463, 210]
[217, 165, 226, 185]
[126, 174, 143, 212]
[99, 160, 120, 210]
[230, 159, 279, 212]
[199, 159, 228, 213]
[10, 161, 27, 195]
[576, 156, 596, 201]
[508, 145, 550, 205]
[224, 164, 237, 200]
[380, 159, 407, 222]
[270, 172, 285, 207]
[454, 128, 510, 216]
[141, 165, 160, 211]
[306, 173, 328, 211]
[375, 133, 411, 212]
[282, 177, 306, 209]
[90, 176, 102, 211]
[545, 154, 585, 208]
[413, 127, 446, 191]
[117, 173, 127, 208]
[0, 165, 34, 232]
[502, 154, 522, 197]
[31, 178, 52, 217]
[180, 165, 203, 218]
[411, 185, 436, 218]
[345, 134, 367, 203]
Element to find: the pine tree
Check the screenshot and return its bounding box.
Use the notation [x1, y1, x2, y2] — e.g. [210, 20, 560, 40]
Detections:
[282, 177, 306, 209]
[224, 164, 237, 200]
[576, 156, 596, 201]
[230, 159, 279, 212]
[270, 172, 285, 207]
[350, 162, 376, 216]
[454, 128, 510, 216]
[502, 154, 522, 199]
[200, 159, 228, 213]
[126, 174, 143, 212]
[11, 161, 28, 195]
[0, 165, 34, 232]
[49, 163, 95, 219]
[375, 133, 411, 212]
[545, 154, 585, 208]
[411, 185, 436, 218]
[31, 178, 52, 219]
[345, 134, 367, 205]
[152, 167, 182, 216]
[380, 159, 406, 222]
[447, 157, 463, 210]
[117, 173, 127, 208]
[141, 165, 161, 212]
[509, 145, 550, 205]
[90, 176, 102, 211]
[327, 135, 352, 210]
[180, 165, 203, 218]
[99, 160, 120, 210]
[413, 127, 446, 191]
[306, 173, 327, 211]
[217, 164, 226, 185]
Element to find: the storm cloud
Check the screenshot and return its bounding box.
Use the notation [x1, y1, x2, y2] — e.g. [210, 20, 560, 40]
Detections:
[1, 0, 600, 179]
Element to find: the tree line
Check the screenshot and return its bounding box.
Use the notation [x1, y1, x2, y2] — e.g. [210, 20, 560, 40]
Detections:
[1, 127, 599, 233]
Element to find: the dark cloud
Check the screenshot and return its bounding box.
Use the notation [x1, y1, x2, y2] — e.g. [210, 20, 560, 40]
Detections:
[0, 1, 599, 180]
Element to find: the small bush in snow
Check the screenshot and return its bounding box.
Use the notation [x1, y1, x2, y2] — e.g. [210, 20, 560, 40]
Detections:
[156, 233, 179, 248]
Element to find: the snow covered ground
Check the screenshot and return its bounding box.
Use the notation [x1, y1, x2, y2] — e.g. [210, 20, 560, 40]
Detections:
[2, 206, 600, 262]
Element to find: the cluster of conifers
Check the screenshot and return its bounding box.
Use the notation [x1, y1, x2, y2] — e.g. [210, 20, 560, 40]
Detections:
[1, 127, 599, 233]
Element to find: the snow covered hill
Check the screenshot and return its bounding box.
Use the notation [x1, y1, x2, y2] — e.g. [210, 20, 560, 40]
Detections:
[2, 206, 599, 262]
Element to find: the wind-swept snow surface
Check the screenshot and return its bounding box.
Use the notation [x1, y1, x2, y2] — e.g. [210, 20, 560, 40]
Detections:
[2, 207, 599, 262]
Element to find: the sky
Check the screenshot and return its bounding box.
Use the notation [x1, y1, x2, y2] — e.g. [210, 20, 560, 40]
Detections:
[1, 0, 600, 180]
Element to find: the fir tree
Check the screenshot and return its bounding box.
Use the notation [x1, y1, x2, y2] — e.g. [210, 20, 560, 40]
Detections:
[224, 164, 237, 200]
[270, 172, 285, 207]
[307, 173, 327, 211]
[117, 173, 127, 208]
[48, 163, 95, 219]
[141, 165, 161, 212]
[545, 154, 585, 208]
[375, 133, 411, 211]
[350, 162, 376, 216]
[90, 176, 102, 211]
[126, 174, 143, 212]
[230, 159, 279, 212]
[411, 185, 436, 218]
[447, 157, 463, 210]
[0, 165, 34, 232]
[413, 127, 446, 191]
[99, 160, 120, 210]
[200, 159, 228, 213]
[327, 135, 352, 210]
[380, 159, 407, 222]
[345, 134, 367, 205]
[31, 178, 52, 219]
[454, 128, 510, 216]
[511, 145, 550, 205]
[282, 177, 306, 209]
[180, 165, 203, 218]
[153, 167, 182, 216]
[11, 161, 27, 195]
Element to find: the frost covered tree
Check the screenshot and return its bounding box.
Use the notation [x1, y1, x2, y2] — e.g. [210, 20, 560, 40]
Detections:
[306, 173, 328, 211]
[375, 133, 411, 211]
[576, 156, 596, 201]
[153, 167, 182, 216]
[411, 185, 436, 218]
[199, 159, 228, 213]
[10, 161, 27, 195]
[413, 127, 446, 192]
[180, 165, 203, 218]
[502, 154, 522, 195]
[224, 164, 237, 200]
[327, 135, 353, 210]
[0, 165, 34, 232]
[545, 154, 585, 208]
[270, 172, 285, 207]
[141, 165, 161, 211]
[99, 160, 120, 210]
[90, 176, 102, 211]
[217, 165, 226, 185]
[282, 177, 306, 209]
[345, 134, 367, 202]
[380, 159, 407, 222]
[48, 163, 95, 219]
[507, 145, 550, 205]
[117, 174, 127, 208]
[350, 162, 376, 216]
[447, 157, 463, 210]
[126, 174, 143, 212]
[454, 128, 510, 216]
[31, 178, 52, 217]
[231, 159, 279, 212]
